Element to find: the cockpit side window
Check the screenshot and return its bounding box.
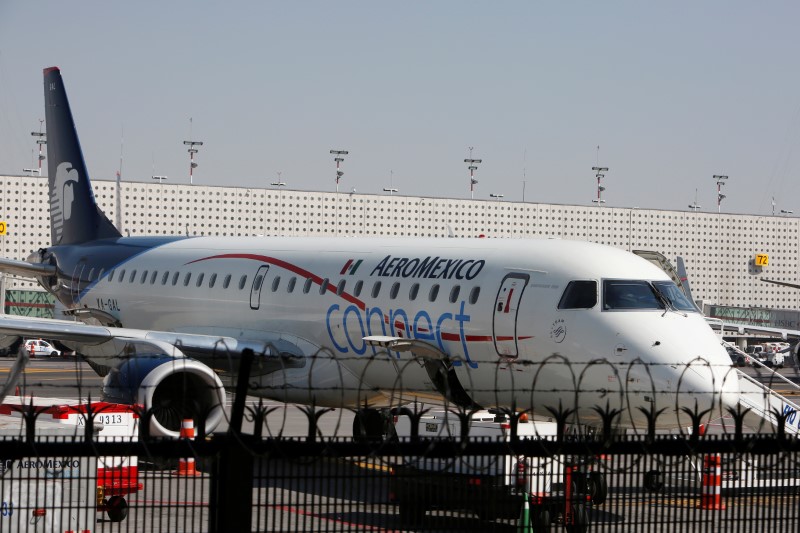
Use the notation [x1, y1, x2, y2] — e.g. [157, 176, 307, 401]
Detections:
[652, 281, 698, 312]
[558, 280, 597, 309]
[603, 280, 663, 310]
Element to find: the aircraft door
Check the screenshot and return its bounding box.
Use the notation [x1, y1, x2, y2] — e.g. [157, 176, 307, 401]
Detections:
[493, 272, 530, 358]
[249, 265, 270, 310]
[71, 258, 88, 305]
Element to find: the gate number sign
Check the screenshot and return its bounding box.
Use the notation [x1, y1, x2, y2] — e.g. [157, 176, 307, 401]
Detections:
[755, 254, 769, 266]
[0, 222, 6, 236]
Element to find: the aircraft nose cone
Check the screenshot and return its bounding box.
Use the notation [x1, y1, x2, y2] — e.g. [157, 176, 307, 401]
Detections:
[678, 356, 740, 423]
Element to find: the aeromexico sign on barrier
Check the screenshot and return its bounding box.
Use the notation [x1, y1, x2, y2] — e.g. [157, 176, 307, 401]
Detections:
[706, 304, 800, 330]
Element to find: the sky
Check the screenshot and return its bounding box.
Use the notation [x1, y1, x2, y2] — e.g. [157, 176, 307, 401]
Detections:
[1, 2, 800, 215]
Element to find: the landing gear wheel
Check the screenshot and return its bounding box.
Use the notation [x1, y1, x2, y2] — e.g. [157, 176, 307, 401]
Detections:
[353, 409, 384, 442]
[533, 508, 552, 532]
[398, 500, 425, 525]
[106, 495, 129, 522]
[564, 502, 588, 533]
[644, 470, 664, 492]
[588, 471, 608, 505]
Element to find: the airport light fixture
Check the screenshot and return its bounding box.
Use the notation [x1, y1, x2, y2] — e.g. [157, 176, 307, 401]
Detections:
[330, 150, 348, 193]
[688, 188, 701, 212]
[465, 149, 482, 200]
[383, 170, 398, 195]
[592, 166, 608, 206]
[781, 209, 794, 216]
[713, 174, 728, 213]
[31, 124, 46, 176]
[152, 175, 168, 184]
[183, 140, 203, 185]
[489, 193, 504, 200]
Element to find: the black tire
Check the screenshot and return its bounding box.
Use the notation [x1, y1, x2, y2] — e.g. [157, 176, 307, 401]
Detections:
[643, 470, 664, 492]
[532, 508, 552, 532]
[398, 500, 425, 525]
[106, 496, 129, 522]
[352, 409, 385, 442]
[565, 502, 588, 533]
[588, 471, 608, 506]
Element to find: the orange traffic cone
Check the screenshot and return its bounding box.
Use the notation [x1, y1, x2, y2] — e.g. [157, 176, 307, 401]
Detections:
[174, 419, 202, 476]
[697, 454, 726, 510]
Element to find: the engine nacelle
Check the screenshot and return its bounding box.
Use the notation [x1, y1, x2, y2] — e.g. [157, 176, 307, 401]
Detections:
[102, 355, 226, 438]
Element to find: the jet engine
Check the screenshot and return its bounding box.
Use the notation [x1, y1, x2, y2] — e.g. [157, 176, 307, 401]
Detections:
[100, 350, 226, 439]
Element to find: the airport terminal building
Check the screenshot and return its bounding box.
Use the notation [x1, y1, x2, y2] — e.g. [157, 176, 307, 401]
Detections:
[2, 173, 798, 316]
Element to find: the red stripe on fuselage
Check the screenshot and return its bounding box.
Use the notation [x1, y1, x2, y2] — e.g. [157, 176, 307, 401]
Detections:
[187, 253, 366, 310]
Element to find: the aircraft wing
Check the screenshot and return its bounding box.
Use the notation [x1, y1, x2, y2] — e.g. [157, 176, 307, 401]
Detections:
[0, 314, 302, 373]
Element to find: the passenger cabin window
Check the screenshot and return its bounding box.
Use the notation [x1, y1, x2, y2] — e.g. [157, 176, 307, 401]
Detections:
[390, 282, 400, 299]
[196, 273, 205, 287]
[223, 274, 232, 289]
[272, 276, 281, 292]
[118, 270, 125, 282]
[603, 280, 662, 311]
[162, 271, 169, 285]
[319, 278, 329, 295]
[371, 281, 382, 298]
[409, 283, 420, 301]
[336, 280, 346, 296]
[303, 278, 313, 294]
[183, 273, 192, 286]
[129, 270, 137, 283]
[287, 277, 296, 293]
[172, 272, 180, 286]
[87, 268, 95, 282]
[353, 280, 363, 297]
[209, 273, 217, 288]
[449, 285, 460, 303]
[429, 284, 440, 302]
[558, 281, 598, 309]
[140, 271, 148, 283]
[150, 271, 158, 284]
[253, 274, 264, 292]
[108, 270, 115, 282]
[238, 275, 248, 290]
[469, 286, 480, 305]
[98, 268, 105, 281]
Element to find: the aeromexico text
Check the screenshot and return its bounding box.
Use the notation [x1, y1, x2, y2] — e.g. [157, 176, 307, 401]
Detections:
[370, 255, 485, 280]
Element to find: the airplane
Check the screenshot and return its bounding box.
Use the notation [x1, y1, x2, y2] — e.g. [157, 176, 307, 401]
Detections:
[0, 67, 739, 440]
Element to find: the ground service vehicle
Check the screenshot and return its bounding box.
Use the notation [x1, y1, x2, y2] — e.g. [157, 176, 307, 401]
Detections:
[390, 409, 600, 531]
[23, 339, 60, 357]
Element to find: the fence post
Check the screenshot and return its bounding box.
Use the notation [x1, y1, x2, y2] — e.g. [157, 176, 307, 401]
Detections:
[210, 348, 255, 533]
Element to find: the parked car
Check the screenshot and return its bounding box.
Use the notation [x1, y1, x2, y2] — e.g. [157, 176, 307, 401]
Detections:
[24, 339, 61, 357]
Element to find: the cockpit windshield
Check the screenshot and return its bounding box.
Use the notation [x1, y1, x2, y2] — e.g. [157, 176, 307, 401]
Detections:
[603, 280, 663, 310]
[652, 280, 698, 312]
[602, 279, 698, 312]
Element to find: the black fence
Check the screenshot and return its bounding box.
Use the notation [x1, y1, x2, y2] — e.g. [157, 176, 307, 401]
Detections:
[2, 353, 800, 532]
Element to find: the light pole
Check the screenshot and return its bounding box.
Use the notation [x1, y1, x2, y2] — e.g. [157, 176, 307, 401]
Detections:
[330, 150, 348, 235]
[184, 118, 203, 185]
[330, 150, 348, 193]
[271, 175, 286, 235]
[591, 166, 608, 205]
[688, 188, 701, 212]
[464, 147, 482, 200]
[713, 175, 728, 213]
[383, 170, 397, 195]
[31, 123, 46, 176]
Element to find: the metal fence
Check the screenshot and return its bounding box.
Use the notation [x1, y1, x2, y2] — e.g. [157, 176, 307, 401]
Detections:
[2, 355, 800, 532]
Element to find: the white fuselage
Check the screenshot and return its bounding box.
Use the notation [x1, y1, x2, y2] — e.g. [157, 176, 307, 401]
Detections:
[74, 236, 739, 429]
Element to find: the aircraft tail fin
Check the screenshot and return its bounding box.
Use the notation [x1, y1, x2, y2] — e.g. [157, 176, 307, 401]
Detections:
[43, 67, 121, 245]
